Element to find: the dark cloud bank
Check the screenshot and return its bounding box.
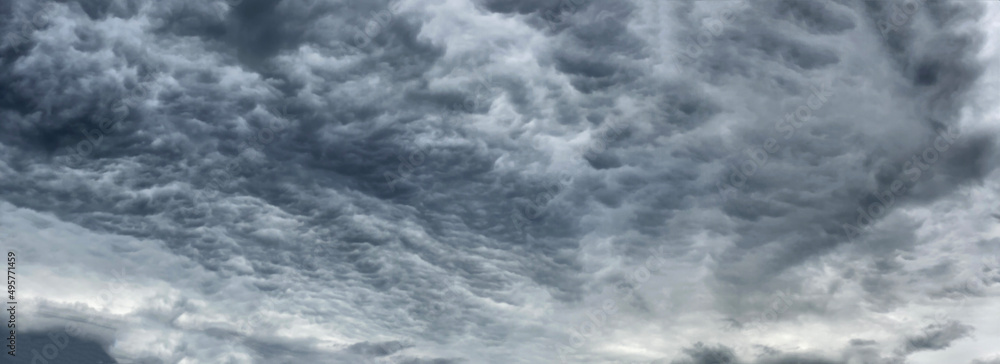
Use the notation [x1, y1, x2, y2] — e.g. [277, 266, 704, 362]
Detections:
[1, 0, 999, 363]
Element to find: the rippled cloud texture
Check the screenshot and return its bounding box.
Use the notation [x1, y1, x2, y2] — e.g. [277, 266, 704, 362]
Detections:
[1, 0, 1000, 363]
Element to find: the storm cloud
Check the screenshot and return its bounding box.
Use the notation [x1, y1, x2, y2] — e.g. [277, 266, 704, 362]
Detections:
[1, 0, 999, 363]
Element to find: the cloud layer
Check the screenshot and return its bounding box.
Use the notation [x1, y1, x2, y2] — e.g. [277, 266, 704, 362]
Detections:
[1, 0, 999, 363]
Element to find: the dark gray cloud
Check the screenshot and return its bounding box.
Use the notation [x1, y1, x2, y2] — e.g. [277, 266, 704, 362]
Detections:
[0, 0, 998, 363]
[897, 319, 974, 355]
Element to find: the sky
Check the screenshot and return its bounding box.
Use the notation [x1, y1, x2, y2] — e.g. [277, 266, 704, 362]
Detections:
[1, 0, 999, 363]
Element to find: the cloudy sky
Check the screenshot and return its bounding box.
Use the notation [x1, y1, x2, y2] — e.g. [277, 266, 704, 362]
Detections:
[1, 0, 999, 363]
